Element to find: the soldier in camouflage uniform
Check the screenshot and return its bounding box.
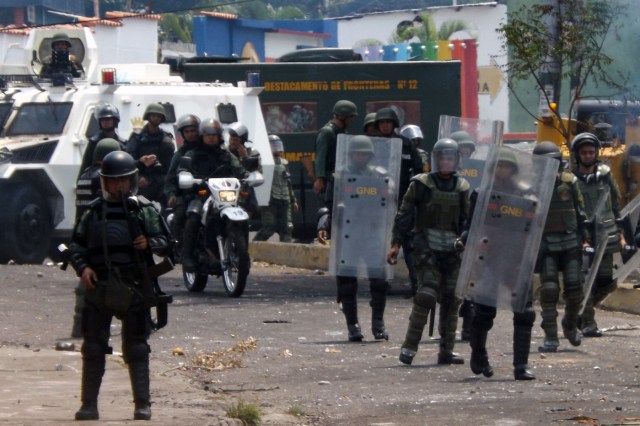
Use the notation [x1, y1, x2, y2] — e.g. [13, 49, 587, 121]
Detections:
[571, 132, 624, 337]
[313, 100, 358, 199]
[388, 138, 470, 365]
[79, 102, 127, 179]
[69, 151, 170, 421]
[534, 142, 590, 353]
[254, 135, 298, 242]
[126, 103, 175, 209]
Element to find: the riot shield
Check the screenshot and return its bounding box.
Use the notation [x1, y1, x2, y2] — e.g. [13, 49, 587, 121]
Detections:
[438, 115, 505, 190]
[329, 134, 402, 279]
[579, 188, 612, 314]
[613, 193, 640, 283]
[455, 145, 557, 313]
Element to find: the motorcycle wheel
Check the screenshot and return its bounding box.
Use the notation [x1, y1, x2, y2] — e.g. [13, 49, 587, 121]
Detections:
[183, 270, 208, 292]
[221, 222, 250, 297]
[182, 225, 208, 292]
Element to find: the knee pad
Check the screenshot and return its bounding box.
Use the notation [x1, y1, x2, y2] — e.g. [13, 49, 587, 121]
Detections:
[187, 199, 204, 216]
[414, 287, 437, 309]
[473, 304, 496, 329]
[563, 287, 583, 305]
[82, 342, 106, 360]
[539, 282, 559, 304]
[514, 306, 535, 328]
[369, 279, 388, 297]
[124, 342, 150, 364]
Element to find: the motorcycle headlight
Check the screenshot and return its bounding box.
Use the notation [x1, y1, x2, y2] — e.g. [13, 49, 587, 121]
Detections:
[218, 190, 237, 202]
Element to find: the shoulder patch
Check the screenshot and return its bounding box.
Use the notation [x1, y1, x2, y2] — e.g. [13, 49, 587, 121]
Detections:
[456, 176, 471, 192]
[597, 163, 611, 176]
[561, 171, 576, 184]
[411, 173, 433, 188]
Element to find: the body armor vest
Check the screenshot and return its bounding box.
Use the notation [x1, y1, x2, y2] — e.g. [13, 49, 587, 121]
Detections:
[575, 165, 619, 252]
[415, 174, 469, 252]
[271, 158, 291, 200]
[86, 202, 136, 268]
[543, 172, 580, 250]
[76, 165, 101, 220]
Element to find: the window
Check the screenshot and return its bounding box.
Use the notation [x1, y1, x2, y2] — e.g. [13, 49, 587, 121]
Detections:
[7, 102, 73, 136]
[262, 102, 317, 134]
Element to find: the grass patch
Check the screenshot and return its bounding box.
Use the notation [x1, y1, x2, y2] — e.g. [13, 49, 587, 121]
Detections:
[226, 400, 263, 426]
[286, 404, 306, 417]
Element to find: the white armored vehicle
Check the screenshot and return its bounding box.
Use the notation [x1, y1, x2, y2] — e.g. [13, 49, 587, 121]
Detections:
[0, 28, 273, 264]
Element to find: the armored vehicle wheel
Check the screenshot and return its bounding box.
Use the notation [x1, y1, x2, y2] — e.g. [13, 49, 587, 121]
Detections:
[222, 223, 250, 297]
[0, 185, 52, 264]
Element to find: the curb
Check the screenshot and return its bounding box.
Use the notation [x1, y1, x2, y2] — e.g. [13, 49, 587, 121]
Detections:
[249, 241, 640, 316]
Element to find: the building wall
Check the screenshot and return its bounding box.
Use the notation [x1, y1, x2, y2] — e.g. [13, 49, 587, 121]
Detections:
[335, 3, 509, 130]
[265, 32, 324, 61]
[93, 19, 158, 65]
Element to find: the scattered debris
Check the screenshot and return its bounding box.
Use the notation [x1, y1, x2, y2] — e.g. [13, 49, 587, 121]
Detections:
[172, 347, 185, 356]
[191, 337, 257, 370]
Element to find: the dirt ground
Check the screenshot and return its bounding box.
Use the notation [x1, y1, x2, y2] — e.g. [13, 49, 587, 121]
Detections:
[2, 261, 640, 425]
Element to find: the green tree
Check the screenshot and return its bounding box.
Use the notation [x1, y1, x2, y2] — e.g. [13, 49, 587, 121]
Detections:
[498, 0, 627, 146]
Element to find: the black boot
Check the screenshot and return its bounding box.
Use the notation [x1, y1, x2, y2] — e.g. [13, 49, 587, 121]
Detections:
[370, 279, 389, 340]
[129, 361, 152, 420]
[513, 325, 535, 381]
[181, 216, 200, 273]
[75, 356, 104, 421]
[342, 300, 362, 342]
[469, 326, 493, 377]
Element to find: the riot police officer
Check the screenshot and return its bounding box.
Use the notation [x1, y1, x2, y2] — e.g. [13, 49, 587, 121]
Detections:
[313, 100, 358, 198]
[388, 138, 470, 365]
[571, 132, 624, 337]
[466, 146, 538, 380]
[164, 114, 202, 261]
[450, 130, 476, 159]
[377, 108, 423, 295]
[71, 138, 122, 338]
[318, 135, 393, 342]
[69, 151, 170, 421]
[362, 112, 379, 137]
[254, 135, 298, 242]
[399, 124, 429, 173]
[79, 102, 127, 179]
[181, 118, 247, 272]
[127, 103, 175, 209]
[534, 141, 590, 352]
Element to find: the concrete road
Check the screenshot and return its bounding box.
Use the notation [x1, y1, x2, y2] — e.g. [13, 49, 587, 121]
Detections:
[1, 261, 640, 425]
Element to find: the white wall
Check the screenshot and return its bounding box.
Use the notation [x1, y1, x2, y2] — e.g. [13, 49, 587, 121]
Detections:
[265, 32, 325, 61]
[335, 3, 510, 130]
[92, 18, 158, 65]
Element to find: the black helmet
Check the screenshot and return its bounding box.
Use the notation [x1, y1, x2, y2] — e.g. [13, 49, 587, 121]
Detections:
[571, 132, 600, 166]
[228, 122, 249, 143]
[143, 103, 167, 122]
[431, 138, 460, 173]
[332, 100, 358, 120]
[93, 138, 121, 163]
[94, 102, 120, 127]
[99, 151, 138, 201]
[349, 135, 375, 154]
[51, 33, 72, 49]
[269, 134, 284, 153]
[533, 141, 562, 160]
[374, 107, 400, 129]
[362, 112, 377, 132]
[199, 118, 222, 136]
[177, 114, 201, 133]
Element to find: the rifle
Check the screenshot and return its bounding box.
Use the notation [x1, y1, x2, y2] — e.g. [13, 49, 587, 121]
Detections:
[122, 195, 158, 308]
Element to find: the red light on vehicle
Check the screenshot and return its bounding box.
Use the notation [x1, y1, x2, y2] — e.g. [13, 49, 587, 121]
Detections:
[197, 189, 208, 196]
[101, 68, 116, 84]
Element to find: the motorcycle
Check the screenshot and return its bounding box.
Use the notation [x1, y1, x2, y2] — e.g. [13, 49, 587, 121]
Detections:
[176, 166, 263, 297]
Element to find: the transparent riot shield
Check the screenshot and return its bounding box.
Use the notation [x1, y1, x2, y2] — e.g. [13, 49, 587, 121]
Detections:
[613, 193, 640, 283]
[329, 134, 402, 279]
[438, 115, 505, 190]
[456, 145, 557, 313]
[579, 188, 612, 314]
